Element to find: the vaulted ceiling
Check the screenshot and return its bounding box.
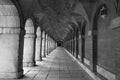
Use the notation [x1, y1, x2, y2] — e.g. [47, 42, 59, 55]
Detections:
[18, 0, 92, 42]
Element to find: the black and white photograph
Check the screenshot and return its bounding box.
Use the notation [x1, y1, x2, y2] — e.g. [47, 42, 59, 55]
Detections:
[0, 0, 119, 80]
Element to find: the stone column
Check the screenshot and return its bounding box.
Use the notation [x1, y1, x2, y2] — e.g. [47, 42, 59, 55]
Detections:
[71, 40, 73, 53]
[49, 40, 51, 52]
[50, 41, 52, 52]
[40, 30, 43, 61]
[76, 29, 79, 58]
[72, 36, 75, 56]
[0, 25, 23, 79]
[42, 31, 45, 57]
[35, 27, 41, 61]
[46, 35, 48, 55]
[47, 40, 50, 55]
[46, 40, 48, 55]
[0, 0, 23, 78]
[48, 37, 50, 54]
[43, 33, 46, 57]
[23, 19, 35, 67]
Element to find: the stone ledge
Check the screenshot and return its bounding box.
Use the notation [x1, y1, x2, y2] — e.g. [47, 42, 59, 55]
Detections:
[0, 70, 23, 79]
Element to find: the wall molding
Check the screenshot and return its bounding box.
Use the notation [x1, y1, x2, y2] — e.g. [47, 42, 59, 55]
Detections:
[0, 27, 20, 34]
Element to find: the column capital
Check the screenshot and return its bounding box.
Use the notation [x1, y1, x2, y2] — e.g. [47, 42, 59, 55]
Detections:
[24, 33, 35, 38]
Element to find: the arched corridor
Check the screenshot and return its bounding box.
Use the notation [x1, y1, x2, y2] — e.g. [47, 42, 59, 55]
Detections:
[0, 0, 120, 80]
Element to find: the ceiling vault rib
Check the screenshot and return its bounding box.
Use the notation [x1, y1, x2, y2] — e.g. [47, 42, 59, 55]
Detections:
[19, 0, 88, 42]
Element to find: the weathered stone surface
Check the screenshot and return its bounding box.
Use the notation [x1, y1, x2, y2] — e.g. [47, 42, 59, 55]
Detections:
[23, 18, 35, 67]
[0, 0, 23, 78]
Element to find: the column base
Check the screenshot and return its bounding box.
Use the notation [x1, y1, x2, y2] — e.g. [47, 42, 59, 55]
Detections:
[0, 70, 23, 79]
[35, 58, 42, 61]
[43, 56, 46, 58]
[35, 59, 40, 61]
[23, 62, 35, 67]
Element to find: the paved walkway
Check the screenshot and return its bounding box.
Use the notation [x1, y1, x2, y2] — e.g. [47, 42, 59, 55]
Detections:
[1, 47, 92, 80]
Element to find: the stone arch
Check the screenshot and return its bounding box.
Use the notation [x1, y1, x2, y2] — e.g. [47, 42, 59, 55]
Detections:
[25, 18, 35, 33]
[0, 0, 23, 78]
[73, 1, 89, 26]
[23, 18, 36, 67]
[36, 27, 41, 37]
[68, 23, 77, 56]
[92, 4, 107, 72]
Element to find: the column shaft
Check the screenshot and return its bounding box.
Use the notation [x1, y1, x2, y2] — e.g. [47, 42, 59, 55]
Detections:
[23, 34, 35, 67]
[35, 37, 41, 61]
[0, 27, 23, 78]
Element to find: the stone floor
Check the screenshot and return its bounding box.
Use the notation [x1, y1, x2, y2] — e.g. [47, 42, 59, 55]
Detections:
[0, 47, 93, 80]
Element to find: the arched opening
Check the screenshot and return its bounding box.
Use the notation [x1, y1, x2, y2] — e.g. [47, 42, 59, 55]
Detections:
[0, 0, 23, 78]
[57, 41, 63, 47]
[72, 1, 89, 59]
[23, 18, 36, 67]
[92, 4, 107, 72]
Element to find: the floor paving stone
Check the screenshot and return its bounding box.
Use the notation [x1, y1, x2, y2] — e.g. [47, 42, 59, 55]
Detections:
[0, 47, 93, 80]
